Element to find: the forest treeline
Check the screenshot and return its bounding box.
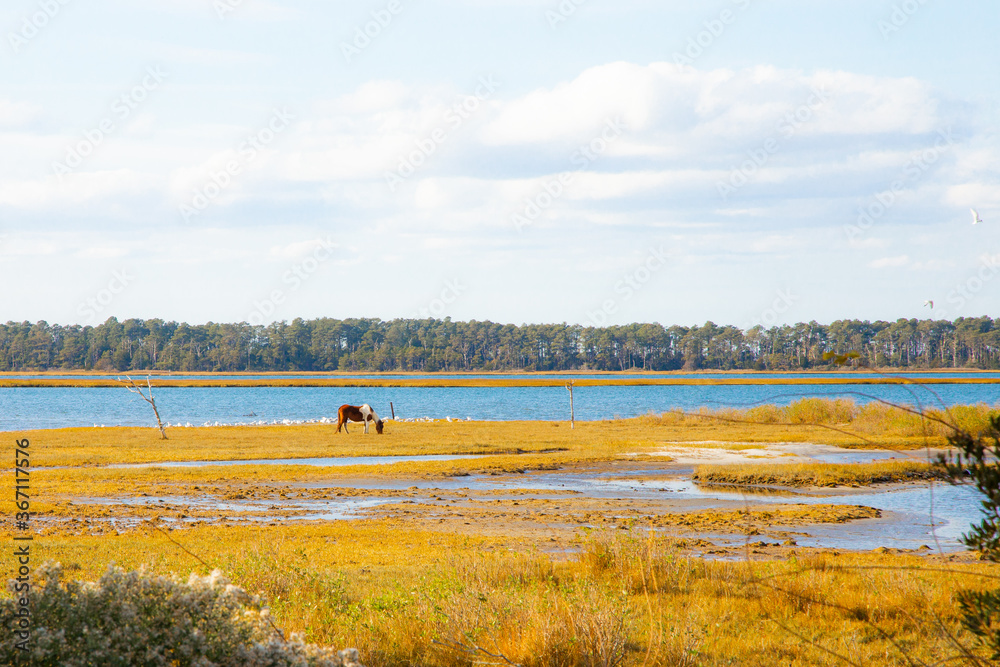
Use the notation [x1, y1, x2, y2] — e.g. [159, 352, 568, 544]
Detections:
[1, 316, 999, 372]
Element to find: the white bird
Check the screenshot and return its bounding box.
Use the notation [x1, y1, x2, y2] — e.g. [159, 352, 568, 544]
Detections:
[924, 300, 934, 309]
[972, 208, 983, 225]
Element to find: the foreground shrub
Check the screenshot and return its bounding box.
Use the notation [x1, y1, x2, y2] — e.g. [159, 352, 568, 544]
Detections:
[0, 562, 361, 667]
[942, 415, 1000, 658]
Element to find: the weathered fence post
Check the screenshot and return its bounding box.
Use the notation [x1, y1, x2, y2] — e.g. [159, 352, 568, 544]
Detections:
[566, 381, 575, 429]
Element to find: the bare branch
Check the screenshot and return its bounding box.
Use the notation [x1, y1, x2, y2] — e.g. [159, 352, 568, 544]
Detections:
[117, 374, 168, 439]
[432, 638, 522, 666]
[144, 519, 208, 568]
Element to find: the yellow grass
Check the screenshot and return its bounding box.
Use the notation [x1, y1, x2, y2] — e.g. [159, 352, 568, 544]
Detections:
[8, 401, 999, 663]
[648, 397, 1000, 446]
[18, 397, 994, 471]
[644, 504, 882, 530]
[14, 399, 990, 504]
[9, 524, 996, 666]
[28, 457, 572, 506]
[20, 422, 585, 467]
[692, 461, 946, 488]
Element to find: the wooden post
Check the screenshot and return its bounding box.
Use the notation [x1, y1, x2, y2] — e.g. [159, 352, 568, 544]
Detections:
[566, 381, 575, 429]
[390, 402, 395, 420]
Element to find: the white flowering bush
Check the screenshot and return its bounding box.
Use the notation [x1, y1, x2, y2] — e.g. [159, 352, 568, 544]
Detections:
[0, 562, 362, 667]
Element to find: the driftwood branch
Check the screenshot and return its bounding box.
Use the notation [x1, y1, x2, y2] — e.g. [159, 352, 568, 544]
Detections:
[117, 374, 167, 439]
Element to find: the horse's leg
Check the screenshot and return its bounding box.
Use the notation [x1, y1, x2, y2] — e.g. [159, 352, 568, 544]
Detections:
[363, 419, 369, 434]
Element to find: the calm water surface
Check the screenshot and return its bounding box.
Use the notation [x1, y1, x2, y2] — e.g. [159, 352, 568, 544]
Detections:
[9, 372, 1000, 380]
[1, 381, 998, 430]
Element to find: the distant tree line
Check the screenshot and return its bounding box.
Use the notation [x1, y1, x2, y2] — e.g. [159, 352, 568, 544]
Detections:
[1, 316, 999, 372]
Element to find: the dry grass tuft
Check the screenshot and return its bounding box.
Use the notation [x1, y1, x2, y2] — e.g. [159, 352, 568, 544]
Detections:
[692, 460, 946, 488]
[645, 505, 882, 530]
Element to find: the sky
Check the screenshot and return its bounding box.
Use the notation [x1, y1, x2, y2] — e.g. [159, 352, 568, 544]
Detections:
[0, 0, 997, 329]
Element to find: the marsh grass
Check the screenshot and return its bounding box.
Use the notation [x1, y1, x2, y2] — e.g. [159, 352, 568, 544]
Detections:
[645, 504, 882, 530]
[20, 398, 991, 507]
[648, 397, 1000, 446]
[30, 455, 568, 501]
[23, 397, 997, 470]
[12, 399, 1000, 664]
[12, 524, 997, 665]
[23, 421, 645, 468]
[692, 460, 946, 488]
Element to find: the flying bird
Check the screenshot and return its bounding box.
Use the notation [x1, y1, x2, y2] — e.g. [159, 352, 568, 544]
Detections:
[924, 300, 934, 309]
[972, 208, 983, 225]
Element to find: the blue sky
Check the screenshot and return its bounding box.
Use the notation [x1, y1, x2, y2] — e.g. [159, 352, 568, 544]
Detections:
[1, 0, 997, 328]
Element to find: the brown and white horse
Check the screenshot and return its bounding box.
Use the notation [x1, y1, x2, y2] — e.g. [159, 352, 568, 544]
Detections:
[336, 404, 384, 434]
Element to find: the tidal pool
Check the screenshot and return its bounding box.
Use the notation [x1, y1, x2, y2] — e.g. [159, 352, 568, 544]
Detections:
[306, 468, 982, 552]
[66, 454, 986, 553]
[481, 469, 981, 551]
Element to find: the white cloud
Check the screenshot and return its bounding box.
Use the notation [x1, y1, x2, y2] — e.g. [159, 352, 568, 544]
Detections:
[0, 61, 982, 255]
[848, 237, 891, 250]
[268, 239, 337, 260]
[158, 0, 299, 21]
[0, 171, 154, 209]
[139, 41, 269, 66]
[869, 255, 910, 268]
[0, 235, 59, 257]
[911, 258, 954, 271]
[805, 71, 939, 135]
[223, 0, 301, 21]
[480, 63, 942, 149]
[749, 235, 801, 253]
[946, 183, 1000, 210]
[75, 246, 129, 259]
[482, 61, 663, 144]
[0, 100, 40, 127]
[0, 0, 995, 328]
[328, 81, 416, 115]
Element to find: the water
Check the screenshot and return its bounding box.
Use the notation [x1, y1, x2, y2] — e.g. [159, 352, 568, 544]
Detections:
[807, 449, 906, 463]
[10, 372, 1000, 380]
[653, 476, 978, 549]
[438, 470, 982, 551]
[2, 381, 998, 431]
[76, 467, 983, 551]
